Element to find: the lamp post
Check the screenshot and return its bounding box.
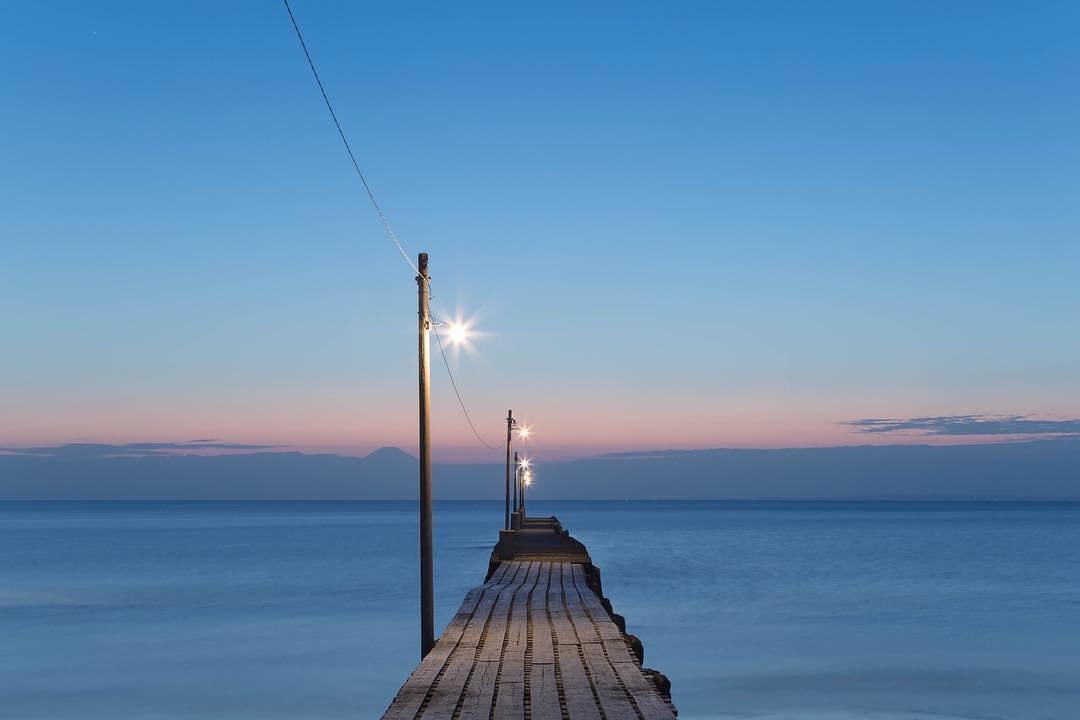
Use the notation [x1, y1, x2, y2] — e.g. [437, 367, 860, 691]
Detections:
[513, 451, 520, 528]
[518, 457, 531, 516]
[416, 287, 474, 658]
[504, 416, 533, 529]
[505, 411, 516, 529]
[523, 471, 530, 515]
[416, 253, 434, 659]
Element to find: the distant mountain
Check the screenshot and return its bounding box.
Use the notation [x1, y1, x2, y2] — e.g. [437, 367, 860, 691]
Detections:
[365, 446, 417, 463]
[1, 438, 1078, 500]
[537, 439, 1080, 500]
[0, 446, 418, 500]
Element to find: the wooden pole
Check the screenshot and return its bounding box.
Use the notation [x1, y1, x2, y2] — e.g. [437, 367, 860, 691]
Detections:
[417, 252, 434, 658]
[512, 451, 519, 524]
[505, 410, 513, 529]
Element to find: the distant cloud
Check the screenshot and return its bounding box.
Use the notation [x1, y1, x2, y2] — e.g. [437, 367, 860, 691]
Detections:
[847, 415, 1080, 438]
[0, 441, 276, 459]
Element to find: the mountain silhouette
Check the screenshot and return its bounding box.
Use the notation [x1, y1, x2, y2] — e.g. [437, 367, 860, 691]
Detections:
[1, 438, 1078, 500]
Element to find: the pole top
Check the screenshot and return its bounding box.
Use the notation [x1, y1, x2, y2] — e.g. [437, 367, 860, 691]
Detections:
[418, 252, 429, 277]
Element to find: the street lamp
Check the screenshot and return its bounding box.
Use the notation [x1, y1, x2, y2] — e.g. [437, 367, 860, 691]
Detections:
[444, 320, 471, 346]
[416, 262, 481, 658]
[521, 464, 534, 516]
[505, 412, 516, 529]
[416, 253, 434, 659]
[517, 458, 534, 516]
[505, 418, 532, 529]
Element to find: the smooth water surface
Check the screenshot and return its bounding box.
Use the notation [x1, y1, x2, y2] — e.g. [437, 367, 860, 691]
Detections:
[1, 501, 1077, 719]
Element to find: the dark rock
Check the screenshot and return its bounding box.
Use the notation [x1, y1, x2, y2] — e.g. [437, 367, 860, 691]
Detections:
[642, 668, 672, 699]
[625, 633, 644, 663]
[585, 564, 604, 597]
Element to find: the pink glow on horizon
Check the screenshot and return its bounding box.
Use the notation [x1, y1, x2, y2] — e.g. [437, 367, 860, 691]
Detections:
[4, 418, 1070, 463]
[5, 384, 1074, 462]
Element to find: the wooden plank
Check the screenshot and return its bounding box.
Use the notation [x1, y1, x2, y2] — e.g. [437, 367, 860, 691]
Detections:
[579, 642, 640, 720]
[478, 562, 532, 661]
[468, 561, 526, 651]
[556, 644, 602, 720]
[437, 585, 485, 648]
[528, 662, 561, 720]
[503, 562, 538, 654]
[529, 561, 551, 616]
[383, 578, 498, 720]
[421, 646, 479, 718]
[562, 572, 600, 646]
[491, 681, 524, 719]
[493, 650, 526, 719]
[486, 561, 513, 586]
[499, 649, 525, 689]
[457, 565, 537, 716]
[530, 563, 555, 665]
[456, 660, 499, 720]
[565, 564, 638, 666]
[394, 563, 521, 719]
[417, 562, 534, 719]
[548, 563, 577, 646]
[570, 565, 622, 635]
[611, 661, 678, 720]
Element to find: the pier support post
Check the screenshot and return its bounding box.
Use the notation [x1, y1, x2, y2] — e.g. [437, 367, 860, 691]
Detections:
[417, 252, 434, 658]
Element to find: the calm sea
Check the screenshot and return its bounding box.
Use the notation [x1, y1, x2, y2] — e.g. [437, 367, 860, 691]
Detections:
[1, 501, 1077, 719]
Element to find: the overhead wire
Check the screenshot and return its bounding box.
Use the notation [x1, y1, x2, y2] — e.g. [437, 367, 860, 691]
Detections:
[283, 0, 501, 451]
[432, 322, 502, 451]
[282, 0, 418, 275]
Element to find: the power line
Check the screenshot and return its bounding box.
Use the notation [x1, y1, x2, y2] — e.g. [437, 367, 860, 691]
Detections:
[284, 1, 499, 452]
[432, 323, 502, 451]
[282, 0, 418, 275]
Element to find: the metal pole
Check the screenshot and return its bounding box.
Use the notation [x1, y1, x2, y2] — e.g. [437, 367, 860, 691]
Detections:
[417, 252, 434, 659]
[505, 410, 513, 530]
[512, 451, 519, 523]
[518, 458, 525, 514]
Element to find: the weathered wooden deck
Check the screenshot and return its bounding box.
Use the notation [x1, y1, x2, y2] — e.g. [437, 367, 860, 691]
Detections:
[382, 519, 676, 719]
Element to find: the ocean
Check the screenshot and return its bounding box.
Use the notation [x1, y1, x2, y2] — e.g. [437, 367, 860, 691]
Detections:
[1, 501, 1077, 719]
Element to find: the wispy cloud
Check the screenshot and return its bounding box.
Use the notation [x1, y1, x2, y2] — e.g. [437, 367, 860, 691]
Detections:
[847, 415, 1080, 438]
[0, 441, 276, 459]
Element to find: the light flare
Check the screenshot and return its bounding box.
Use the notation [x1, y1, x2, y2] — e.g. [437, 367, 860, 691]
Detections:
[444, 321, 471, 346]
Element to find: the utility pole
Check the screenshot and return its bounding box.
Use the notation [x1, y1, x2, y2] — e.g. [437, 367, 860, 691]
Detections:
[518, 458, 525, 517]
[504, 409, 514, 529]
[512, 451, 519, 526]
[417, 252, 434, 659]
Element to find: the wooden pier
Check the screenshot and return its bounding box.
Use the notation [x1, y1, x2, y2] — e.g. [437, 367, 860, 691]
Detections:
[382, 517, 677, 719]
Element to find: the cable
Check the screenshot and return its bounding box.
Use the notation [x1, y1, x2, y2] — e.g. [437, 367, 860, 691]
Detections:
[432, 323, 502, 451]
[284, 2, 499, 452]
[282, 0, 419, 275]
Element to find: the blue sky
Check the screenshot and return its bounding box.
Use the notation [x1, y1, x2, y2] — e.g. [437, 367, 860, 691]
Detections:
[2, 1, 1078, 459]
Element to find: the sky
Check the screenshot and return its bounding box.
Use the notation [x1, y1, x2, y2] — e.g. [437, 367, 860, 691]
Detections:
[2, 1, 1078, 462]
